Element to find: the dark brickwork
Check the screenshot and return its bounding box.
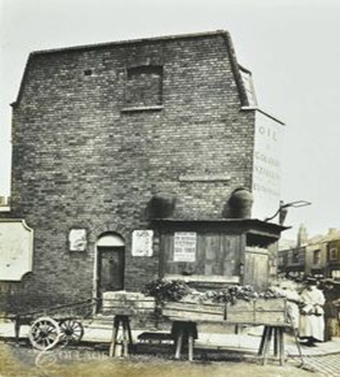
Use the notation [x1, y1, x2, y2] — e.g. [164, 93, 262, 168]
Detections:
[2, 32, 256, 311]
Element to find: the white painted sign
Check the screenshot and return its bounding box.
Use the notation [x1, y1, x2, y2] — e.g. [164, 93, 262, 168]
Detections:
[0, 220, 34, 281]
[69, 229, 87, 251]
[252, 110, 284, 221]
[174, 232, 197, 262]
[132, 230, 154, 257]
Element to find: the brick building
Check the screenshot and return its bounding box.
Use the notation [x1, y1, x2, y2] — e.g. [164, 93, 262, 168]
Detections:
[278, 227, 340, 280]
[0, 31, 285, 312]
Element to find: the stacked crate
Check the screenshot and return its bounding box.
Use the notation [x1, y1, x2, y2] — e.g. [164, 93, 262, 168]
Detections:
[102, 291, 156, 316]
[162, 298, 287, 325]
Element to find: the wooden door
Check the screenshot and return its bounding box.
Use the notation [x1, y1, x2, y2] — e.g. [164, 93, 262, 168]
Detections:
[243, 248, 269, 290]
[97, 247, 124, 299]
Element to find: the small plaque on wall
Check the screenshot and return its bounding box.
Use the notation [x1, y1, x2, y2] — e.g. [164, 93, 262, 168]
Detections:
[69, 229, 87, 252]
[132, 230, 154, 257]
[174, 232, 197, 262]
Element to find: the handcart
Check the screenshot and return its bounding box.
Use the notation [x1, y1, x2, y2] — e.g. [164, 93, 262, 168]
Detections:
[6, 298, 96, 351]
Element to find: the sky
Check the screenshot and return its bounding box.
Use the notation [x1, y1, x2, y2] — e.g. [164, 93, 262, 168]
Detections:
[0, 0, 340, 240]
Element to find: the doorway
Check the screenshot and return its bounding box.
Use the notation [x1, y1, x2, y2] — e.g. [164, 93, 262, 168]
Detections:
[96, 233, 125, 305]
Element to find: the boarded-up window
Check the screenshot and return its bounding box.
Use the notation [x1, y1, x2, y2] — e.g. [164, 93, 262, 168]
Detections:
[125, 66, 163, 107]
[161, 233, 241, 278]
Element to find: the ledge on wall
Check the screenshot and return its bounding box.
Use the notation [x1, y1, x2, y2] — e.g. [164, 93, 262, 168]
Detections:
[164, 274, 240, 284]
[121, 105, 163, 113]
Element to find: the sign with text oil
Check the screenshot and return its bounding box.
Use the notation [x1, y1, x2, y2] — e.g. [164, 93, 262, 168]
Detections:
[252, 110, 284, 221]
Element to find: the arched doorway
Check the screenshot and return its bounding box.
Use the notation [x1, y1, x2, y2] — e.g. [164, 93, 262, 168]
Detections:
[96, 233, 125, 304]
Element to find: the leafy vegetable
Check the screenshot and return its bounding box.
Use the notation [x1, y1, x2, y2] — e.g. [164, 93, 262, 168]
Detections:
[142, 279, 190, 303]
[143, 279, 284, 305]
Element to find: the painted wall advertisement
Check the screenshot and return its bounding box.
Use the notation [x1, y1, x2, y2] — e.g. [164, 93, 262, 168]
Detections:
[173, 232, 197, 262]
[252, 110, 284, 221]
[0, 220, 34, 281]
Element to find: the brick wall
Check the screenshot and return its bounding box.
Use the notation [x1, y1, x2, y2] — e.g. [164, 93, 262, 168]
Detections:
[3, 32, 256, 311]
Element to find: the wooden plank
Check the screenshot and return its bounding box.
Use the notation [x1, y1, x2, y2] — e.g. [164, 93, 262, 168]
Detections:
[196, 233, 205, 275]
[174, 330, 184, 359]
[222, 235, 240, 277]
[255, 298, 287, 325]
[163, 301, 224, 314]
[162, 310, 223, 322]
[218, 235, 227, 276]
[256, 298, 286, 311]
[102, 293, 156, 316]
[162, 234, 175, 275]
[262, 326, 273, 366]
[162, 301, 224, 322]
[254, 312, 287, 325]
[244, 250, 269, 290]
[188, 334, 194, 362]
[204, 234, 219, 275]
[162, 298, 288, 324]
[258, 326, 269, 356]
[226, 300, 255, 323]
[225, 298, 287, 325]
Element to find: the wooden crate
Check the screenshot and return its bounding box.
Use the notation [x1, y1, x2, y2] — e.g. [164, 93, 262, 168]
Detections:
[254, 298, 287, 325]
[225, 300, 256, 323]
[225, 298, 287, 325]
[102, 291, 155, 316]
[162, 301, 225, 322]
[162, 298, 287, 325]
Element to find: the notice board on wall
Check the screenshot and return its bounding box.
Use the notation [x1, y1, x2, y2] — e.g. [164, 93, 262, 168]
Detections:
[132, 230, 154, 257]
[173, 232, 197, 262]
[0, 219, 34, 281]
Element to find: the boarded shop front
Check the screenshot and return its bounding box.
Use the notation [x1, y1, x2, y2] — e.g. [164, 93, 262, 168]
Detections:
[155, 219, 286, 290]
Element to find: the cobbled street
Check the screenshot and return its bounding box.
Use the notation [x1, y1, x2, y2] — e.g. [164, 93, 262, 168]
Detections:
[301, 354, 340, 377]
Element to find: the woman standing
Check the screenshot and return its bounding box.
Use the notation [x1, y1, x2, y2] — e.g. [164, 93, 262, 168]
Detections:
[299, 277, 325, 347]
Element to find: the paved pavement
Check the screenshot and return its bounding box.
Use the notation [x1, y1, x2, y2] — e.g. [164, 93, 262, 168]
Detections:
[1, 319, 340, 376]
[301, 354, 340, 377]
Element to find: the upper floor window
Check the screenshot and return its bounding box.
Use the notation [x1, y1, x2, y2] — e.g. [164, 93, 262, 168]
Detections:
[278, 254, 284, 266]
[329, 247, 338, 261]
[125, 65, 163, 108]
[292, 249, 300, 264]
[313, 249, 321, 265]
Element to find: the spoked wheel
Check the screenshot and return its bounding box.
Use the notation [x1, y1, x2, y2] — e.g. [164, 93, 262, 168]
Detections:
[58, 319, 84, 345]
[28, 317, 61, 351]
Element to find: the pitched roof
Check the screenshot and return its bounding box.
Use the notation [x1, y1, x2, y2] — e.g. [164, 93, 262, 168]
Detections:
[12, 30, 251, 108]
[308, 229, 340, 245]
[29, 30, 231, 56]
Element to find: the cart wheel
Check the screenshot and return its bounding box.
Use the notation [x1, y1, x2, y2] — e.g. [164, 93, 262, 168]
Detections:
[59, 319, 84, 344]
[28, 317, 61, 351]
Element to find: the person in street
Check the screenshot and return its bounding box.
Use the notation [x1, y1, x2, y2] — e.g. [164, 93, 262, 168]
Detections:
[321, 279, 340, 341]
[276, 280, 301, 331]
[299, 277, 325, 346]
